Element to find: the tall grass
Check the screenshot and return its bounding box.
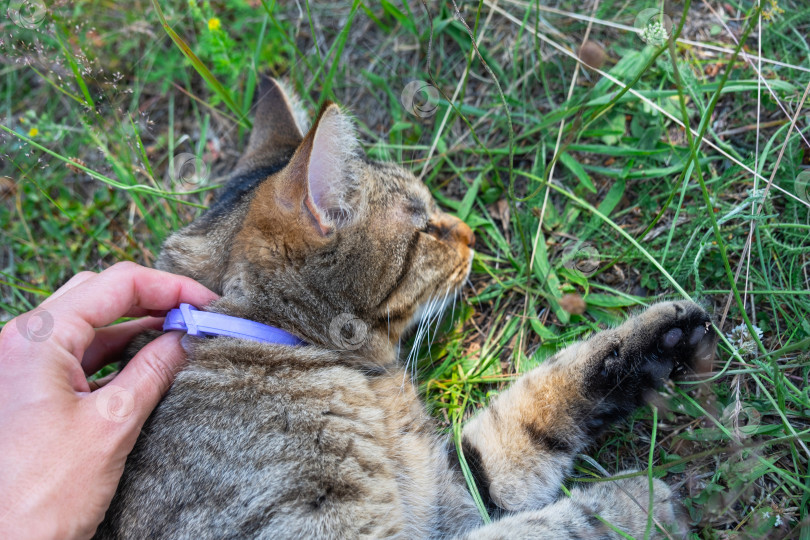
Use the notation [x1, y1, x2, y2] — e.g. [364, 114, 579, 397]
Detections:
[1, 0, 808, 536]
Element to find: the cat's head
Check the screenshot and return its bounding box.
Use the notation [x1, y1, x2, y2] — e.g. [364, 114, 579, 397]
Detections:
[158, 76, 474, 351]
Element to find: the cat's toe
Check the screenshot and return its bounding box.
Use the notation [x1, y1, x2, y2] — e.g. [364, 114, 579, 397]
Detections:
[688, 324, 707, 346]
[660, 327, 683, 349]
[651, 301, 716, 378]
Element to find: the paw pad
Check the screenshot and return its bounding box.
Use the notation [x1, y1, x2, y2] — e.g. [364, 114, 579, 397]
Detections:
[661, 327, 683, 349]
[688, 324, 708, 346]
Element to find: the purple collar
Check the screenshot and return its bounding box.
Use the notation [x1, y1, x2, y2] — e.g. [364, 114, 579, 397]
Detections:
[163, 303, 305, 346]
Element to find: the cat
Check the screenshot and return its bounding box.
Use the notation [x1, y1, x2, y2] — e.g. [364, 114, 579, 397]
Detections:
[94, 76, 716, 539]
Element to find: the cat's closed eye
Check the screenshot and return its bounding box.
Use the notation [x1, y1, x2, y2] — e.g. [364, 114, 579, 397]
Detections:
[421, 222, 439, 235]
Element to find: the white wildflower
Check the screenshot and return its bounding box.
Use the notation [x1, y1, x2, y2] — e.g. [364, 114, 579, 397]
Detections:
[641, 21, 669, 46]
[727, 323, 764, 358]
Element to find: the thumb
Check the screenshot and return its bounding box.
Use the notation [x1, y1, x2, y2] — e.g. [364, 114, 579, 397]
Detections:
[98, 331, 188, 427]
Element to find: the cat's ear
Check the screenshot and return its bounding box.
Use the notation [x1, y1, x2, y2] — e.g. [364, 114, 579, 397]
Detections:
[283, 102, 359, 235]
[236, 76, 307, 172]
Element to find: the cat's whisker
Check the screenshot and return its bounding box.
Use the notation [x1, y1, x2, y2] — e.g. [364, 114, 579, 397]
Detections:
[465, 277, 484, 310]
[400, 355, 412, 392]
[451, 289, 457, 324]
[418, 291, 445, 368]
[427, 286, 451, 351]
[420, 296, 438, 344]
[403, 293, 437, 387]
[428, 292, 447, 343]
[420, 293, 438, 330]
[438, 286, 451, 327]
[403, 308, 428, 389]
[406, 338, 424, 384]
[464, 278, 475, 300]
[424, 298, 439, 358]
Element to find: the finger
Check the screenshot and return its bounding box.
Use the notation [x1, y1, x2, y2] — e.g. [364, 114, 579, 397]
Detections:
[44, 262, 218, 358]
[114, 307, 190, 319]
[2, 273, 96, 359]
[80, 317, 164, 376]
[41, 271, 97, 306]
[99, 331, 187, 426]
[57, 263, 218, 327]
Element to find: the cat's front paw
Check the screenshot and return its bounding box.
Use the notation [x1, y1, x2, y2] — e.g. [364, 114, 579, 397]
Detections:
[583, 301, 716, 431]
[617, 300, 715, 383]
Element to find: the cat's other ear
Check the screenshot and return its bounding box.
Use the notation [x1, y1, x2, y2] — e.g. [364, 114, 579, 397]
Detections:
[236, 75, 307, 173]
[281, 102, 360, 236]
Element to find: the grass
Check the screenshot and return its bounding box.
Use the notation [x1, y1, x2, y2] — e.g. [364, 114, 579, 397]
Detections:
[2, 0, 809, 537]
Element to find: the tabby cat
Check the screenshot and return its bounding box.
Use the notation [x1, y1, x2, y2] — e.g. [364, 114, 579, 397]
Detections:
[95, 76, 716, 539]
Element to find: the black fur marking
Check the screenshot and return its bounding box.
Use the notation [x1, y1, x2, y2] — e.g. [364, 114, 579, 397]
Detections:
[204, 159, 291, 222]
[524, 517, 550, 529]
[357, 362, 388, 378]
[310, 489, 330, 511]
[404, 196, 427, 217]
[379, 229, 421, 306]
[238, 505, 278, 536]
[585, 512, 611, 536]
[582, 402, 633, 439]
[522, 422, 576, 453]
[563, 524, 584, 539]
[447, 439, 499, 517]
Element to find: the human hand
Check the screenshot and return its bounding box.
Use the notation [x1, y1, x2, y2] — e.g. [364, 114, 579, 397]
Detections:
[0, 262, 218, 539]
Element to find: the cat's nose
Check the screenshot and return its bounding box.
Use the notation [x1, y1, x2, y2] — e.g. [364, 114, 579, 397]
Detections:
[456, 221, 475, 248]
[435, 217, 474, 248]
